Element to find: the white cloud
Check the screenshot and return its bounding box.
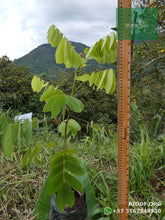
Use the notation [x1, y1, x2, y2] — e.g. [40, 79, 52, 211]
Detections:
[0, 0, 117, 60]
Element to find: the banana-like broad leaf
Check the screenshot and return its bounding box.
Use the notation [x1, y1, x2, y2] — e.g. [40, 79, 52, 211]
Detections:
[76, 69, 116, 94]
[85, 32, 117, 64]
[47, 25, 86, 69]
[31, 76, 48, 93]
[3, 124, 14, 158]
[58, 119, 81, 137]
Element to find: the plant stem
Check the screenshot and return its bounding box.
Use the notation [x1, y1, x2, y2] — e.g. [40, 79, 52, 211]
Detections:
[63, 67, 79, 183]
[71, 68, 79, 96]
[63, 119, 68, 183]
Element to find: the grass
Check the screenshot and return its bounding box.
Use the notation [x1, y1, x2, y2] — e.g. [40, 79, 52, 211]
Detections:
[76, 127, 165, 220]
[0, 115, 164, 219]
[0, 152, 45, 219]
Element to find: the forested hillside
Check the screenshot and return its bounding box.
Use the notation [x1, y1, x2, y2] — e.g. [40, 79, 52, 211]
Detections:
[14, 42, 116, 80]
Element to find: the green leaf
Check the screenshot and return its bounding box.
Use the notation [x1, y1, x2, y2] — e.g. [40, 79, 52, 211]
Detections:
[26, 144, 42, 167]
[40, 86, 64, 102]
[65, 172, 83, 193]
[22, 120, 32, 145]
[40, 85, 56, 101]
[97, 69, 115, 94]
[109, 69, 116, 94]
[58, 119, 81, 137]
[55, 37, 66, 65]
[11, 122, 19, 143]
[50, 150, 75, 168]
[51, 161, 63, 176]
[17, 123, 21, 148]
[58, 121, 67, 137]
[47, 25, 87, 68]
[97, 70, 107, 90]
[65, 160, 84, 175]
[68, 119, 81, 135]
[62, 104, 66, 119]
[86, 32, 117, 64]
[20, 147, 31, 169]
[48, 172, 63, 195]
[47, 25, 63, 47]
[43, 95, 65, 118]
[3, 124, 14, 158]
[56, 183, 75, 212]
[73, 158, 98, 218]
[32, 117, 39, 129]
[65, 96, 84, 113]
[89, 72, 100, 87]
[92, 124, 101, 132]
[10, 122, 20, 146]
[55, 37, 86, 69]
[31, 76, 48, 93]
[32, 158, 98, 219]
[40, 85, 66, 118]
[76, 69, 116, 94]
[84, 47, 89, 54]
[32, 172, 53, 220]
[65, 154, 82, 163]
[76, 74, 90, 82]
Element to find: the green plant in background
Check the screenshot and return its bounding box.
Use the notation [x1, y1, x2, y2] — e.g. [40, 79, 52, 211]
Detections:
[130, 101, 163, 142]
[0, 109, 12, 148]
[131, 37, 165, 136]
[30, 25, 117, 218]
[2, 115, 40, 158]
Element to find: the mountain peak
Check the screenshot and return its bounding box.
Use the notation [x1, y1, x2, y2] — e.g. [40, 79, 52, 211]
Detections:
[13, 42, 88, 79]
[14, 42, 115, 80]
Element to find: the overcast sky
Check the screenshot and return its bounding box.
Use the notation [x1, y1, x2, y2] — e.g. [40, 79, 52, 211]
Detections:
[0, 0, 117, 60]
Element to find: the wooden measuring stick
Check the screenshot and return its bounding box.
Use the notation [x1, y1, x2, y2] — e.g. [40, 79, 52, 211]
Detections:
[117, 0, 132, 219]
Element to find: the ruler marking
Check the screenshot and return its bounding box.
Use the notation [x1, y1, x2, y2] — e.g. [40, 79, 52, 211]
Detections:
[118, 0, 131, 219]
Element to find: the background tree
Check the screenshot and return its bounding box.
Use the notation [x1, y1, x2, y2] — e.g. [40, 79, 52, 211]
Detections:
[132, 0, 165, 32]
[0, 56, 44, 117]
[130, 0, 165, 137]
